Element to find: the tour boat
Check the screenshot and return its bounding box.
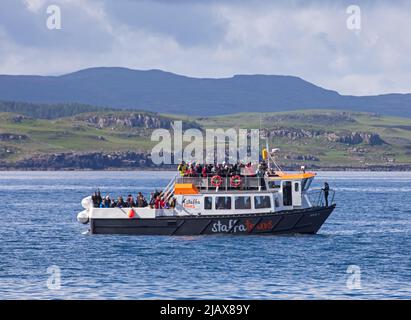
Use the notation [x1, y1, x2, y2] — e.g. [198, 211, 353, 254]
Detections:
[77, 150, 335, 235]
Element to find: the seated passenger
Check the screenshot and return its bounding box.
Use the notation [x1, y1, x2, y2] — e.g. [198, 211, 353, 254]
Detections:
[116, 196, 126, 208]
[164, 201, 170, 209]
[149, 192, 156, 208]
[195, 163, 202, 177]
[96, 190, 102, 207]
[100, 197, 110, 208]
[170, 197, 176, 208]
[136, 192, 147, 207]
[154, 196, 161, 209]
[160, 197, 166, 209]
[92, 191, 98, 207]
[126, 194, 135, 207]
[185, 165, 193, 177]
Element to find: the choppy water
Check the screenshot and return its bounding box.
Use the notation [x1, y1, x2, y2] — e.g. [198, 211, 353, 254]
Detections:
[0, 171, 410, 299]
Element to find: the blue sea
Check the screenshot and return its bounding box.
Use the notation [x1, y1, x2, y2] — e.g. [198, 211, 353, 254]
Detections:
[0, 171, 409, 299]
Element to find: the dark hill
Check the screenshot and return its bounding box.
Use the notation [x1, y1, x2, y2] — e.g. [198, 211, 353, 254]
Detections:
[0, 67, 410, 116]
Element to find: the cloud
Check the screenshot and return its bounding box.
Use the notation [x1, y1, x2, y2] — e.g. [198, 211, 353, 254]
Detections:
[0, 0, 410, 95]
[23, 0, 47, 12]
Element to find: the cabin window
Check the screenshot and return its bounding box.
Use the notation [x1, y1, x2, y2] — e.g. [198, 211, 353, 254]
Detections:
[283, 181, 292, 206]
[235, 196, 251, 210]
[204, 197, 212, 210]
[215, 197, 232, 210]
[268, 180, 281, 189]
[295, 183, 299, 192]
[302, 178, 313, 191]
[254, 196, 271, 209]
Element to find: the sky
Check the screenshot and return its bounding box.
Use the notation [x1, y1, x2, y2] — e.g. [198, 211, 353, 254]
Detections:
[0, 0, 410, 95]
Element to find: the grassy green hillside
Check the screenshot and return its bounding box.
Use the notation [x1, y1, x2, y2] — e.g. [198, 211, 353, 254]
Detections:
[1, 109, 411, 169]
[197, 110, 411, 167]
[0, 112, 157, 161]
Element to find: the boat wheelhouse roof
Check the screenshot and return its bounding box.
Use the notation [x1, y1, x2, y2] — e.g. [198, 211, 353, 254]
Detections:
[266, 172, 316, 180]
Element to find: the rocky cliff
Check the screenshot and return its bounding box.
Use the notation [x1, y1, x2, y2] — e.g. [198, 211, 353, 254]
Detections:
[264, 128, 385, 145]
[76, 112, 200, 130]
[2, 151, 159, 170]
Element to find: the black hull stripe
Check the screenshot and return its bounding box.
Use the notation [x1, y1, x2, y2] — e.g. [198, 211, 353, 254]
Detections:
[90, 205, 335, 236]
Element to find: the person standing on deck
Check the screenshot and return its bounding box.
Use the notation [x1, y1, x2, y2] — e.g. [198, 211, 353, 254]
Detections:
[178, 161, 187, 176]
[322, 182, 330, 207]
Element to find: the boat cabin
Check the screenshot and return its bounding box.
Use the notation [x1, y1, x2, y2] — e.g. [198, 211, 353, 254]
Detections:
[170, 172, 316, 216]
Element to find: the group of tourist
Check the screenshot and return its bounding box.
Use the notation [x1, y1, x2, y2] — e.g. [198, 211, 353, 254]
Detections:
[92, 191, 148, 208]
[91, 190, 176, 209]
[148, 190, 177, 209]
[177, 161, 269, 177]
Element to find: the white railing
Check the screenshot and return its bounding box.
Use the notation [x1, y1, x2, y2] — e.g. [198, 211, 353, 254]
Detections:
[307, 188, 335, 207]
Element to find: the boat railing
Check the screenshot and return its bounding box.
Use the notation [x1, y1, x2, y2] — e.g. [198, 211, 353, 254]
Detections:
[307, 188, 335, 207]
[162, 173, 179, 201]
[175, 176, 266, 192]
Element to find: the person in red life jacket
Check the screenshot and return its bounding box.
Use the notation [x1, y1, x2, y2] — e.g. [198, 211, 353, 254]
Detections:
[126, 194, 135, 207]
[160, 197, 166, 209]
[202, 165, 207, 177]
[186, 163, 193, 177]
[154, 196, 161, 209]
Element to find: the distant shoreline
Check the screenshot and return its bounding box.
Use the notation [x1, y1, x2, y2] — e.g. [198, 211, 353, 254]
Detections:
[1, 165, 411, 172]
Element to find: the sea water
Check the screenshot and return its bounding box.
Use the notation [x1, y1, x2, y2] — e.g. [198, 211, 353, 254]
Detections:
[0, 171, 409, 299]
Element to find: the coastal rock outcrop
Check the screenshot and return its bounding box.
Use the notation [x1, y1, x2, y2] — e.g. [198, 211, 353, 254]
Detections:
[10, 151, 158, 170]
[0, 133, 28, 141]
[326, 132, 385, 146]
[263, 127, 385, 145]
[77, 113, 200, 130]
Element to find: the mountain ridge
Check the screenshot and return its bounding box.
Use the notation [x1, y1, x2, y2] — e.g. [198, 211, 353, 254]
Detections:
[0, 67, 410, 117]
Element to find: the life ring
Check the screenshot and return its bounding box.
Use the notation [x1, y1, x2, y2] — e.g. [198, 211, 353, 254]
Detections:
[230, 175, 242, 187]
[210, 175, 223, 187]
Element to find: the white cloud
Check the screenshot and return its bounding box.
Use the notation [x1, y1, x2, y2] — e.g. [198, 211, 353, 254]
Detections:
[1, 0, 411, 95]
[23, 0, 47, 13]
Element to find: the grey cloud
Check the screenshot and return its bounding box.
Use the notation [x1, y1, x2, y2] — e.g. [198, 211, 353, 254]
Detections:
[103, 0, 227, 47]
[0, 0, 410, 95]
